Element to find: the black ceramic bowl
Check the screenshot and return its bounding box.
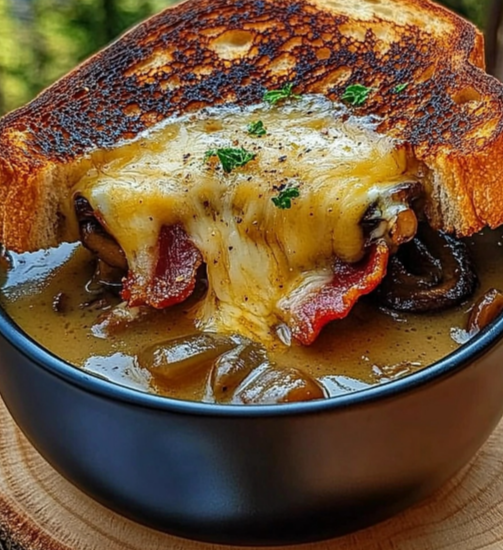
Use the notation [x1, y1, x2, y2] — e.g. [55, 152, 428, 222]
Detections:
[0, 305, 503, 546]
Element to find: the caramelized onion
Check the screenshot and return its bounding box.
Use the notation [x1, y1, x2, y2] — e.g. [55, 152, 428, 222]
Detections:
[467, 288, 503, 335]
[136, 334, 236, 383]
[377, 224, 477, 312]
[208, 342, 268, 403]
[232, 366, 326, 405]
[136, 334, 326, 405]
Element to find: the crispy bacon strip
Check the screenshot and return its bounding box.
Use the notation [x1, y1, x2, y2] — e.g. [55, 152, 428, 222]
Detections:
[122, 224, 202, 309]
[285, 241, 390, 346]
[122, 226, 388, 346]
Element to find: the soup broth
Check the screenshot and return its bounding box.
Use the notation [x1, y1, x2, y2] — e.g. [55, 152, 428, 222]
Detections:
[1, 228, 503, 403]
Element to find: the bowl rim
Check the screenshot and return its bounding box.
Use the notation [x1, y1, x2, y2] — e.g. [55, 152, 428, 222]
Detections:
[1, 302, 502, 418]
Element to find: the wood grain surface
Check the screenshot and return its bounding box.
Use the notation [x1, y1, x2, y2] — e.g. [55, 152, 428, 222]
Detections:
[1, 391, 503, 550]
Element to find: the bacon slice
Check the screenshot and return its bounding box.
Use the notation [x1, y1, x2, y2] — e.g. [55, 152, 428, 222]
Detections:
[122, 226, 388, 346]
[122, 225, 202, 309]
[284, 241, 390, 346]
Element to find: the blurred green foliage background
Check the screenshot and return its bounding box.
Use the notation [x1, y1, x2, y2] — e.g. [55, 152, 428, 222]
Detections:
[0, 0, 493, 115]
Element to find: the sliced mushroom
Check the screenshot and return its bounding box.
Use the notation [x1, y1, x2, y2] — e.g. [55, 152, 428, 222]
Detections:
[361, 182, 421, 250]
[232, 366, 326, 405]
[467, 288, 503, 335]
[377, 224, 478, 312]
[75, 195, 128, 271]
[80, 222, 128, 271]
[389, 209, 418, 249]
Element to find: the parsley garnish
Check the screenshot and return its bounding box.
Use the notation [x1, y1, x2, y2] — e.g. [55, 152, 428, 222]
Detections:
[394, 82, 409, 94]
[342, 84, 374, 106]
[205, 147, 256, 174]
[263, 83, 301, 105]
[272, 186, 300, 209]
[247, 120, 267, 137]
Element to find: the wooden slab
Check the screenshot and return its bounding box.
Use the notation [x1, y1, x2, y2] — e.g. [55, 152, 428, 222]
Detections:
[1, 394, 503, 550]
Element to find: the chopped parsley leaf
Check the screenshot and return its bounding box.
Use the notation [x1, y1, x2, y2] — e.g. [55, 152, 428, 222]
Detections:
[205, 147, 256, 174]
[272, 186, 300, 209]
[394, 82, 409, 94]
[341, 84, 374, 106]
[247, 120, 267, 137]
[263, 83, 301, 105]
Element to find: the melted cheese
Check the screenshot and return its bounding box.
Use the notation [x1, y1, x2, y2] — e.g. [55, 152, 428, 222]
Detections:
[75, 96, 417, 343]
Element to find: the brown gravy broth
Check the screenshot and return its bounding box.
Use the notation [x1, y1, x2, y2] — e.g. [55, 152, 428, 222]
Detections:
[1, 228, 503, 403]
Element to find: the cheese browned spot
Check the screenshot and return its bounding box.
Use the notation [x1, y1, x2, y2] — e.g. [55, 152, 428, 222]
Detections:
[74, 95, 421, 345]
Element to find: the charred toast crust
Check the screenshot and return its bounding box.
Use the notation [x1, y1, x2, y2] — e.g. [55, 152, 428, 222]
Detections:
[1, 0, 503, 250]
[0, 0, 488, 157]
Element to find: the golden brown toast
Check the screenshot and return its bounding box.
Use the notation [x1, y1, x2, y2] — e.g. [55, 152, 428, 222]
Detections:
[0, 0, 502, 252]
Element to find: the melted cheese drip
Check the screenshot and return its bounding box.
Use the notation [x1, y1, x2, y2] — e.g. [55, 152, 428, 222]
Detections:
[75, 96, 416, 342]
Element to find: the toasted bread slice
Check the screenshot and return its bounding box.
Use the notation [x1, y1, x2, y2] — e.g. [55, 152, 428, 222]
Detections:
[0, 0, 501, 253]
